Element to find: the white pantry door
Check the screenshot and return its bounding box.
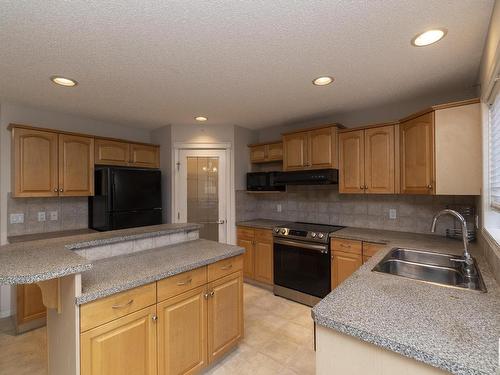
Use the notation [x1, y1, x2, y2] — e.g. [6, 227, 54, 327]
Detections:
[175, 149, 228, 243]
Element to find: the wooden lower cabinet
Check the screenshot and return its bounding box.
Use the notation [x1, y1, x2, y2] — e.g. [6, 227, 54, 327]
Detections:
[16, 284, 46, 327]
[80, 305, 157, 375]
[80, 257, 243, 375]
[208, 272, 244, 364]
[331, 251, 362, 289]
[158, 286, 207, 375]
[236, 227, 273, 285]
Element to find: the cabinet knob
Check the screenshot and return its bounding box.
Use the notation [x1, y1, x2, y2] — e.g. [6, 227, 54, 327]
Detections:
[360, 186, 364, 190]
[53, 188, 58, 192]
[203, 292, 209, 299]
[364, 185, 368, 190]
[152, 315, 158, 322]
[210, 290, 215, 297]
[59, 188, 64, 192]
[427, 185, 433, 190]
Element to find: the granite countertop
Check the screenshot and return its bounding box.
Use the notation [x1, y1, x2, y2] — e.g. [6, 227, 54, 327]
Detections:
[236, 219, 295, 230]
[8, 228, 98, 244]
[313, 227, 500, 375]
[78, 239, 244, 305]
[0, 223, 201, 285]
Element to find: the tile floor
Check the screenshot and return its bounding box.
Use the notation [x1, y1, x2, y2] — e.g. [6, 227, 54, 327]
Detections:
[0, 283, 315, 375]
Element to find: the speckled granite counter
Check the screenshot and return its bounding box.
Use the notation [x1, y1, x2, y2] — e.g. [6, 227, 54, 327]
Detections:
[0, 223, 201, 285]
[77, 239, 244, 305]
[313, 227, 500, 375]
[236, 219, 294, 230]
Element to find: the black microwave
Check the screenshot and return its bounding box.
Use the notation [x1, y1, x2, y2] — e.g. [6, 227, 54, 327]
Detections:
[246, 172, 285, 191]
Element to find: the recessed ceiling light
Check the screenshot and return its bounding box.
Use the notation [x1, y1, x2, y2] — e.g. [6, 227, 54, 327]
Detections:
[313, 76, 334, 86]
[411, 29, 447, 47]
[195, 116, 208, 122]
[50, 76, 78, 87]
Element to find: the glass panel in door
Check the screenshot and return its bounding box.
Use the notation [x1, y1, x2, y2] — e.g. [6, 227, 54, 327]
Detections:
[187, 157, 219, 241]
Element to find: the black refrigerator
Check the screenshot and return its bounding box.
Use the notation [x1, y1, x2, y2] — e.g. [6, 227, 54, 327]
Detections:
[89, 167, 163, 231]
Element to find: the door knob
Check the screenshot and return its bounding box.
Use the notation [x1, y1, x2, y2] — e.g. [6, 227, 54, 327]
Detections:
[217, 219, 225, 224]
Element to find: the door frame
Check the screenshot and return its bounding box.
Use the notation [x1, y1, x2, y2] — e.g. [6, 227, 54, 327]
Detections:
[172, 142, 234, 244]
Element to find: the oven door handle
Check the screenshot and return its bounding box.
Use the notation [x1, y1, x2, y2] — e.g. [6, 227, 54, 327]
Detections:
[274, 239, 329, 253]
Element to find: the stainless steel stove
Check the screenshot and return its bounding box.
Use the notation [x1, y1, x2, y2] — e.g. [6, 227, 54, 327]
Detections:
[273, 222, 345, 306]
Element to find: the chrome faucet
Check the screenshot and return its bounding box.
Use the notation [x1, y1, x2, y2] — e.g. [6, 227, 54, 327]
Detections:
[430, 209, 476, 277]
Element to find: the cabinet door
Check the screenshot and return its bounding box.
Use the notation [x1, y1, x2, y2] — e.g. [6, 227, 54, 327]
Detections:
[364, 126, 395, 194]
[339, 130, 364, 194]
[207, 272, 243, 364]
[237, 238, 254, 279]
[267, 142, 283, 161]
[58, 134, 94, 196]
[130, 144, 160, 168]
[12, 128, 59, 197]
[331, 251, 362, 289]
[283, 132, 309, 170]
[95, 139, 130, 166]
[400, 112, 435, 194]
[16, 284, 46, 325]
[157, 286, 207, 375]
[309, 127, 337, 169]
[81, 305, 157, 375]
[254, 240, 273, 285]
[250, 145, 267, 163]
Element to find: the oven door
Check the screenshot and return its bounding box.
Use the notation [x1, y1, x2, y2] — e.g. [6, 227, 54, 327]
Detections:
[273, 238, 331, 298]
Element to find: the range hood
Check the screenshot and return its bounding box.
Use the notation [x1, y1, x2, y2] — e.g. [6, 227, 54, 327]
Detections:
[274, 169, 338, 185]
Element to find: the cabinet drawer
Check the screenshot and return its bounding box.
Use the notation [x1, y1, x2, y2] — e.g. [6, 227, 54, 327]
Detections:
[362, 242, 385, 257]
[208, 255, 243, 282]
[331, 238, 362, 255]
[80, 283, 156, 332]
[157, 267, 207, 302]
[237, 227, 255, 239]
[254, 229, 273, 243]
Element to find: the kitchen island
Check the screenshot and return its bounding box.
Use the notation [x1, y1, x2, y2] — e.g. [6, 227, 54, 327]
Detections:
[0, 223, 245, 375]
[312, 228, 500, 375]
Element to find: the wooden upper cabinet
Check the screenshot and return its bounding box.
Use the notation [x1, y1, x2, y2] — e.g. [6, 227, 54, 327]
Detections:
[339, 130, 364, 193]
[207, 272, 243, 364]
[249, 142, 283, 163]
[157, 286, 207, 375]
[58, 134, 94, 196]
[130, 143, 160, 168]
[80, 305, 157, 375]
[12, 128, 59, 197]
[400, 112, 435, 195]
[283, 132, 309, 170]
[95, 139, 130, 166]
[309, 127, 338, 169]
[364, 126, 395, 194]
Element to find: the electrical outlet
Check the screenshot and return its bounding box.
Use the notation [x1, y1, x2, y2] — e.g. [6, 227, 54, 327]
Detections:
[37, 212, 46, 222]
[389, 208, 397, 220]
[49, 211, 58, 221]
[277, 204, 282, 213]
[10, 213, 24, 224]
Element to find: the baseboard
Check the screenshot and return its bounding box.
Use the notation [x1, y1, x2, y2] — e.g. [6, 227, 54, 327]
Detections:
[0, 309, 12, 319]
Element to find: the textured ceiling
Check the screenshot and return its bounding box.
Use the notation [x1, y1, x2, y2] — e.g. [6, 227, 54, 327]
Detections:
[0, 1, 494, 130]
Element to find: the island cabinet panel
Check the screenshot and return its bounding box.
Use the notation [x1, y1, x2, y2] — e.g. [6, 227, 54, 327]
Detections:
[400, 112, 435, 195]
[16, 284, 46, 326]
[207, 255, 243, 282]
[157, 266, 207, 302]
[80, 305, 157, 375]
[58, 134, 94, 196]
[130, 143, 160, 168]
[94, 139, 130, 166]
[12, 128, 59, 197]
[80, 283, 157, 333]
[157, 286, 207, 375]
[207, 271, 244, 364]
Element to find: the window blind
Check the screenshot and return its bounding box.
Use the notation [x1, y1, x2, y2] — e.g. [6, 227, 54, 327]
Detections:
[490, 92, 500, 210]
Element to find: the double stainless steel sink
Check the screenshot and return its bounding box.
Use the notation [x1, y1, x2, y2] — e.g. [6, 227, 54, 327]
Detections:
[372, 248, 487, 292]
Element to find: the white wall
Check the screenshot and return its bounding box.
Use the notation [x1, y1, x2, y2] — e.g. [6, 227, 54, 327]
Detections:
[234, 126, 258, 190]
[0, 101, 152, 318]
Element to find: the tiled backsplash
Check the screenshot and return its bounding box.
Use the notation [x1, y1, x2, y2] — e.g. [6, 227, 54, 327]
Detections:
[236, 185, 477, 236]
[7, 193, 88, 236]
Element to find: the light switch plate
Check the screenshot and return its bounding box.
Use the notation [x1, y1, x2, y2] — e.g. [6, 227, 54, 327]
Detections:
[10, 213, 24, 224]
[389, 208, 397, 220]
[277, 204, 282, 213]
[38, 212, 46, 222]
[49, 211, 58, 221]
